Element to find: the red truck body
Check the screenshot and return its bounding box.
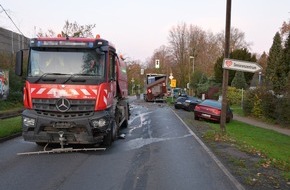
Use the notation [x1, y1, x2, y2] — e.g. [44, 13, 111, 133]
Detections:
[15, 36, 129, 146]
[144, 73, 167, 102]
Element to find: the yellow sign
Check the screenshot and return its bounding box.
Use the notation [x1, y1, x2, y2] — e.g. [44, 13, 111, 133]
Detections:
[170, 79, 176, 88]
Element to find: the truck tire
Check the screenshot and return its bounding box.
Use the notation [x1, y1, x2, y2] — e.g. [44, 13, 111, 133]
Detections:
[121, 119, 128, 128]
[121, 103, 129, 128]
[102, 131, 113, 147]
[102, 122, 117, 147]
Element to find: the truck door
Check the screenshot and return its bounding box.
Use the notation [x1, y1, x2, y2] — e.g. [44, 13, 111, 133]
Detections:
[109, 53, 117, 97]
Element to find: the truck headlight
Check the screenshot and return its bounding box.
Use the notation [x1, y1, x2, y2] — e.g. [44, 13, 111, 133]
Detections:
[23, 117, 35, 127]
[92, 118, 108, 128]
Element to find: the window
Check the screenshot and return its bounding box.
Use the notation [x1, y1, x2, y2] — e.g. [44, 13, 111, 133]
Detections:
[109, 53, 116, 81]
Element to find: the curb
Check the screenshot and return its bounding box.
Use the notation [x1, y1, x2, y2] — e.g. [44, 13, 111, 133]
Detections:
[0, 133, 22, 143]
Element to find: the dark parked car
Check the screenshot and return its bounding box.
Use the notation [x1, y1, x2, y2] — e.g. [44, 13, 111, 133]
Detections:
[174, 95, 188, 109]
[174, 95, 201, 111]
[183, 96, 202, 111]
[194, 99, 233, 123]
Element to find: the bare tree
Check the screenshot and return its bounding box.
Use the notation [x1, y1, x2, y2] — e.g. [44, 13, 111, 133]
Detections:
[167, 23, 222, 88]
[37, 20, 96, 38]
[168, 22, 189, 87]
[37, 29, 56, 37]
[188, 25, 221, 76]
[62, 20, 96, 37]
[146, 45, 174, 75]
[217, 27, 250, 52]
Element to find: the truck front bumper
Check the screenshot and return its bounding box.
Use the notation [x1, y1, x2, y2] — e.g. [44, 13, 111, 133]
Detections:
[21, 109, 113, 145]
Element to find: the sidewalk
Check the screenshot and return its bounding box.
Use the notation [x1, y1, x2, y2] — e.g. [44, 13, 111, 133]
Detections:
[233, 114, 290, 136]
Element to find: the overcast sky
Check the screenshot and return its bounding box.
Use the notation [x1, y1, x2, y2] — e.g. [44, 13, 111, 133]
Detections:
[1, 0, 289, 62]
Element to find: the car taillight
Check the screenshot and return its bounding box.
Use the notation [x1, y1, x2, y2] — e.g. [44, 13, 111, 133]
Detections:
[194, 106, 201, 111]
[209, 108, 220, 115]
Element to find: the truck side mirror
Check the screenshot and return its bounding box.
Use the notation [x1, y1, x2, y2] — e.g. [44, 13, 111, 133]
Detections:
[15, 50, 23, 76]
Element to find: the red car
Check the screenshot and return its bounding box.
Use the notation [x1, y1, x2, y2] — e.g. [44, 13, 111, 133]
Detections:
[194, 99, 233, 123]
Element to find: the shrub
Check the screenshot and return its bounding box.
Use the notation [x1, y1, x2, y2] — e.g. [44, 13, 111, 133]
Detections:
[243, 88, 264, 117]
[275, 97, 290, 128]
[260, 89, 277, 121]
[227, 86, 243, 106]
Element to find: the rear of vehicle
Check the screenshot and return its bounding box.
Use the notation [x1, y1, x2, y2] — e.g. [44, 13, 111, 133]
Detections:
[174, 96, 188, 109]
[144, 74, 167, 102]
[194, 99, 233, 123]
[183, 96, 202, 111]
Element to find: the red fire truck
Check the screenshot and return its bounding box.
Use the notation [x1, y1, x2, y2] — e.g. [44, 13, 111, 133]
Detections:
[15, 35, 129, 147]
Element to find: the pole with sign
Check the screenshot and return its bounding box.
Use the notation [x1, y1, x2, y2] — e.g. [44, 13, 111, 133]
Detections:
[169, 73, 174, 102]
[220, 0, 231, 133]
[222, 59, 262, 73]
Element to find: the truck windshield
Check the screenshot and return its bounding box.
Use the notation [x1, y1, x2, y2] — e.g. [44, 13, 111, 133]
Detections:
[28, 48, 105, 78]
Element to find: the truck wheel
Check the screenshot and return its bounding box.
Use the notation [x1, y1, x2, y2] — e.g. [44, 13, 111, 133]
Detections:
[102, 131, 113, 147]
[102, 122, 117, 147]
[121, 119, 128, 128]
[121, 103, 129, 128]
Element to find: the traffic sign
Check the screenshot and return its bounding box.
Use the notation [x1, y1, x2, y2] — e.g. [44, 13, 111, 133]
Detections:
[170, 79, 176, 88]
[223, 59, 262, 73]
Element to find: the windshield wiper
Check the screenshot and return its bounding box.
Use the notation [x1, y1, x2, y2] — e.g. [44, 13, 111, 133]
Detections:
[34, 73, 66, 83]
[62, 73, 95, 84]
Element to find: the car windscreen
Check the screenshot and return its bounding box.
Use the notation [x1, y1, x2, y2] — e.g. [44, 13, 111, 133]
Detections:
[200, 100, 222, 108]
[188, 97, 200, 101]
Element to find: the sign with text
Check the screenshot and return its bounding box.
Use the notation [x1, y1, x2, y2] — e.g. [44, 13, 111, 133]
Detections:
[170, 79, 176, 88]
[223, 59, 262, 73]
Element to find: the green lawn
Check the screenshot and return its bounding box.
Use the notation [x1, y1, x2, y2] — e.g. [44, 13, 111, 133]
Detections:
[0, 116, 22, 138]
[206, 120, 290, 180]
[230, 104, 244, 116]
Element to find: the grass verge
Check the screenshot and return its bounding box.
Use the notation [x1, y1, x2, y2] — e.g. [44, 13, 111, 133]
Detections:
[204, 120, 290, 181]
[0, 116, 22, 138]
[231, 104, 244, 116]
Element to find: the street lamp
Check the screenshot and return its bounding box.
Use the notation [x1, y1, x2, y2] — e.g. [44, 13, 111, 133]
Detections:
[131, 78, 135, 95]
[189, 56, 194, 95]
[258, 72, 262, 86]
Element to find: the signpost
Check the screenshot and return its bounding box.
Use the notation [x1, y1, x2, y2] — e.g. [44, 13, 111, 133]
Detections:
[169, 73, 175, 102]
[222, 59, 262, 73]
[220, 57, 263, 133]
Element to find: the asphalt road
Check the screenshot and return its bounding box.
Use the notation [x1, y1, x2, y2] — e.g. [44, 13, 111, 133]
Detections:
[0, 98, 243, 190]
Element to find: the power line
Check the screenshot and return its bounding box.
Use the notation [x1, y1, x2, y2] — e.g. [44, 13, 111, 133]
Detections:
[0, 4, 24, 36]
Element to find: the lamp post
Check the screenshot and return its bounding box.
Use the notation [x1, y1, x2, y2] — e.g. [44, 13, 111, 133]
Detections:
[258, 72, 262, 86]
[189, 56, 194, 95]
[169, 73, 174, 102]
[131, 78, 135, 95]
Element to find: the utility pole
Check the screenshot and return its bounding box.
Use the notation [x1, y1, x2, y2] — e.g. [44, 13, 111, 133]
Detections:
[189, 56, 194, 96]
[220, 0, 232, 133]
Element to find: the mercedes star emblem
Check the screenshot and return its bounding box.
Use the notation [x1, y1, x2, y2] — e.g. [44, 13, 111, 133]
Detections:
[56, 98, 70, 112]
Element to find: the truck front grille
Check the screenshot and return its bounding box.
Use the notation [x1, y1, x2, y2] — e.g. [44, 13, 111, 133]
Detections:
[32, 98, 95, 118]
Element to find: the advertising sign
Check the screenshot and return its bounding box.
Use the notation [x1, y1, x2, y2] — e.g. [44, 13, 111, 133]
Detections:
[0, 69, 9, 100]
